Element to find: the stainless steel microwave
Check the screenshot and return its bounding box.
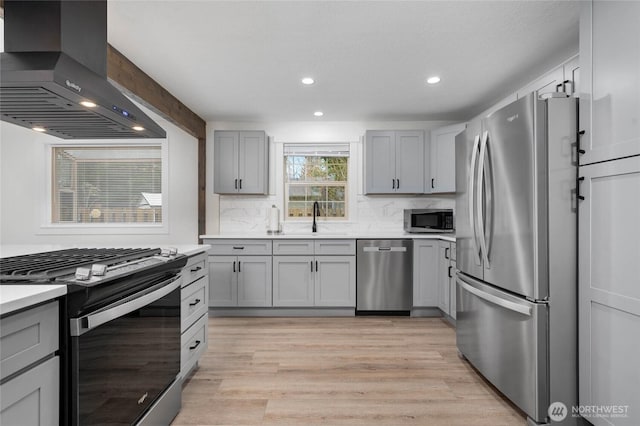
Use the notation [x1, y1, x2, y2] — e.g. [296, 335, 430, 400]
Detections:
[404, 209, 454, 233]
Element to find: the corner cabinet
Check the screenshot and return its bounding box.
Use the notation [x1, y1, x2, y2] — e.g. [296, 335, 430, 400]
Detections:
[207, 240, 273, 307]
[273, 240, 356, 307]
[0, 301, 60, 426]
[579, 1, 640, 164]
[364, 130, 424, 194]
[214, 130, 269, 194]
[427, 124, 465, 193]
[180, 252, 209, 378]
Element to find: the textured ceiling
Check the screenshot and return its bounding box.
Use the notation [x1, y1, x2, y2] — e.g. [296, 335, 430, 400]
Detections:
[106, 1, 579, 122]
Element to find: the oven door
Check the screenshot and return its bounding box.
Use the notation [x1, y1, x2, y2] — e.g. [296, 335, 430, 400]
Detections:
[69, 275, 181, 426]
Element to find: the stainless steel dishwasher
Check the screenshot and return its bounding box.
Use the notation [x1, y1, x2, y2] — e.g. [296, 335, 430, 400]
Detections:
[356, 239, 413, 313]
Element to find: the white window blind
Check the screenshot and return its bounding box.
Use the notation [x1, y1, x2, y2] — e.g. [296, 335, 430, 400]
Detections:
[52, 146, 162, 224]
[284, 144, 349, 219]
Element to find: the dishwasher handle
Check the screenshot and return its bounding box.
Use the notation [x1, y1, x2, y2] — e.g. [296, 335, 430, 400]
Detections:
[362, 246, 407, 253]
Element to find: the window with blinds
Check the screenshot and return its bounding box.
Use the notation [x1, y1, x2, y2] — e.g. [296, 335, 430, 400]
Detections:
[52, 146, 162, 224]
[284, 144, 349, 219]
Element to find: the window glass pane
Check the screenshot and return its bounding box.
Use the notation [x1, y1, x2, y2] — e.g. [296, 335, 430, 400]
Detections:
[284, 147, 348, 219]
[52, 146, 162, 224]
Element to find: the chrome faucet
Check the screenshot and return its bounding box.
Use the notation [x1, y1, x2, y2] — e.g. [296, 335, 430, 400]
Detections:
[312, 201, 320, 233]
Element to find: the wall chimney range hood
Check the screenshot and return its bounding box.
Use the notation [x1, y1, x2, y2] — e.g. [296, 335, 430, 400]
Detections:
[0, 0, 166, 139]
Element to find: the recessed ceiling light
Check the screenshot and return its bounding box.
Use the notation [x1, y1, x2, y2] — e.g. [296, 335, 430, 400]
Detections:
[427, 76, 441, 85]
[302, 77, 315, 85]
[132, 126, 145, 131]
[80, 100, 97, 108]
[314, 111, 324, 117]
[32, 126, 46, 132]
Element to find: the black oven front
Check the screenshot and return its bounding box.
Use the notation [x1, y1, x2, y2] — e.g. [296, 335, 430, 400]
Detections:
[68, 274, 182, 426]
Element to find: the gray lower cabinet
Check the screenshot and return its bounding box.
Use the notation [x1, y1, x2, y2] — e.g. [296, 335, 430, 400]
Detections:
[208, 255, 272, 307]
[273, 255, 355, 307]
[180, 253, 209, 378]
[0, 301, 60, 426]
[273, 256, 314, 306]
[435, 241, 456, 318]
[578, 155, 640, 426]
[412, 240, 439, 307]
[272, 239, 356, 307]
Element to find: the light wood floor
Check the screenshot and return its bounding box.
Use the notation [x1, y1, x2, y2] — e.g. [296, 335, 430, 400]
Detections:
[172, 316, 526, 425]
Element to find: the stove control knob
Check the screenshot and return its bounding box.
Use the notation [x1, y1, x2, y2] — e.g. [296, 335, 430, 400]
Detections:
[160, 247, 178, 257]
[91, 264, 108, 276]
[75, 267, 92, 281]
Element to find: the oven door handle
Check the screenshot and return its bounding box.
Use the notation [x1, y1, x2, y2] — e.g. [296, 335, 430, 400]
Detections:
[70, 275, 182, 336]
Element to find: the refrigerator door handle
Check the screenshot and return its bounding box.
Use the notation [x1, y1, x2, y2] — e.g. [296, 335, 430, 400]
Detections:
[457, 276, 532, 316]
[477, 130, 490, 268]
[469, 133, 482, 266]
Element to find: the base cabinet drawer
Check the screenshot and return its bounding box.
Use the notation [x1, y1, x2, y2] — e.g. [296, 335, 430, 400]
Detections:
[207, 240, 272, 256]
[183, 253, 207, 285]
[0, 356, 59, 426]
[181, 314, 208, 378]
[181, 276, 208, 331]
[1, 301, 59, 379]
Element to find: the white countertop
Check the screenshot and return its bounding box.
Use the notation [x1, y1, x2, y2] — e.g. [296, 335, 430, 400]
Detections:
[0, 285, 67, 316]
[200, 233, 456, 243]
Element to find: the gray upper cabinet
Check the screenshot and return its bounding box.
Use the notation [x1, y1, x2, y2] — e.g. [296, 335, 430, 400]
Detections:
[428, 124, 465, 193]
[517, 65, 564, 100]
[364, 130, 424, 194]
[214, 130, 268, 194]
[579, 1, 640, 165]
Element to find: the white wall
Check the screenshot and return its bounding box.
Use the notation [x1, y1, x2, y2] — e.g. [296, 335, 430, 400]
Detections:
[0, 104, 200, 246]
[205, 120, 458, 235]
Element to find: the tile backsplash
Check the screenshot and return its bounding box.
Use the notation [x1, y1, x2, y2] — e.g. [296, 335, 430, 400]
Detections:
[218, 194, 454, 234]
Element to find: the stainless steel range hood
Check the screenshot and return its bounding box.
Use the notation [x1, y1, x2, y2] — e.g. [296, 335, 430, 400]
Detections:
[0, 0, 166, 139]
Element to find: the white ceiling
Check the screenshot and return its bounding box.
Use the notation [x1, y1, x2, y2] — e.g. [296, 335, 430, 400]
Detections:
[107, 1, 580, 123]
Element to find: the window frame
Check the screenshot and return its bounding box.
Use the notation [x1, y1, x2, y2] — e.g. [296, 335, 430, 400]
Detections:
[282, 144, 351, 222]
[40, 139, 170, 235]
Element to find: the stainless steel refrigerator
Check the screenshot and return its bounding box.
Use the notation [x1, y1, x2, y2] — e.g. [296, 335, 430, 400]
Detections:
[455, 93, 579, 425]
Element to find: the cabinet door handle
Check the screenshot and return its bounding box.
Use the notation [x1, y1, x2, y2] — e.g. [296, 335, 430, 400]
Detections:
[189, 340, 201, 350]
[238, 261, 241, 272]
[577, 176, 585, 201]
[392, 179, 396, 189]
[448, 266, 453, 278]
[239, 179, 243, 189]
[233, 261, 236, 272]
[445, 247, 449, 259]
[396, 179, 400, 189]
[311, 261, 314, 272]
[431, 178, 435, 189]
[189, 298, 201, 307]
[190, 266, 202, 273]
[234, 178, 238, 189]
[315, 260, 318, 272]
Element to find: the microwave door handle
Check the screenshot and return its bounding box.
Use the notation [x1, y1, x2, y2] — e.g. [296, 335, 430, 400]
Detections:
[469, 134, 482, 266]
[477, 130, 490, 268]
[70, 275, 182, 336]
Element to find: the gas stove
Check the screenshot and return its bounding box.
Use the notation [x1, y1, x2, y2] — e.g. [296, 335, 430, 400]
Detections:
[0, 247, 181, 284]
[0, 247, 188, 425]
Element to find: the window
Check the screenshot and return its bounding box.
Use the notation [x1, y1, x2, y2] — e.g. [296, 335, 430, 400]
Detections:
[284, 144, 349, 219]
[51, 146, 162, 224]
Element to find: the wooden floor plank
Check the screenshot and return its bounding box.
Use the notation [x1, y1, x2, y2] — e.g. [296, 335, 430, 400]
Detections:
[172, 317, 526, 425]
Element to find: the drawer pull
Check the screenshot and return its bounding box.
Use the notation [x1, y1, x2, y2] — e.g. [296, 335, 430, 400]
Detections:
[233, 246, 245, 250]
[189, 340, 201, 350]
[190, 266, 202, 272]
[189, 298, 201, 307]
